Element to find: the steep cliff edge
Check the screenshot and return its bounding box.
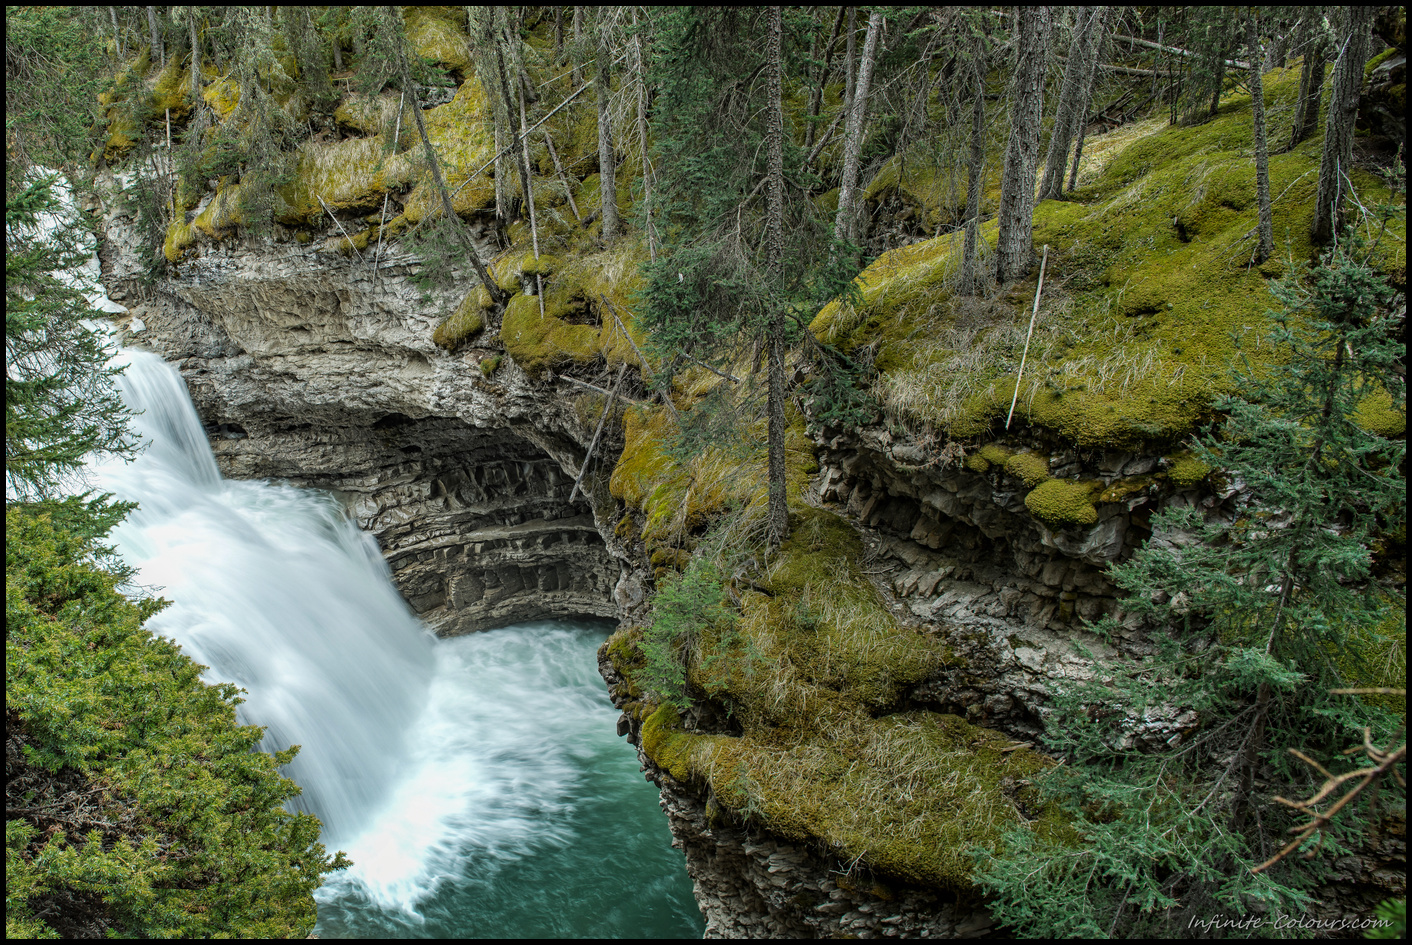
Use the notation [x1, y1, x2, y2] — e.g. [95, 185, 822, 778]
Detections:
[91, 23, 1405, 936]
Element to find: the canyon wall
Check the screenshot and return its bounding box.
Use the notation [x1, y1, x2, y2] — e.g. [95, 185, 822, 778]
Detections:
[98, 186, 1403, 938]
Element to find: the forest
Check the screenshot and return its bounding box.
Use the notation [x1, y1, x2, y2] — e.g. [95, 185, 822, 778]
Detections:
[5, 4, 1407, 939]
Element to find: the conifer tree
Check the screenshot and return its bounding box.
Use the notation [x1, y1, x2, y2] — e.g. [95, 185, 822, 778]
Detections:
[976, 232, 1406, 937]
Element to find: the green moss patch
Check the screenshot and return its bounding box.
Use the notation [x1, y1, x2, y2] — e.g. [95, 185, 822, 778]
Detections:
[812, 65, 1406, 451]
[163, 219, 198, 263]
[403, 6, 472, 79]
[1004, 452, 1051, 487]
[500, 292, 600, 376]
[1165, 451, 1212, 488]
[1353, 387, 1406, 438]
[432, 289, 488, 351]
[1025, 479, 1102, 528]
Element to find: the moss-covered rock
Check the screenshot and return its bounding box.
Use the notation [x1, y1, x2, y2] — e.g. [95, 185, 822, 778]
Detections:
[193, 181, 243, 237]
[202, 75, 240, 121]
[1353, 387, 1406, 438]
[163, 219, 198, 264]
[403, 6, 472, 79]
[1165, 451, 1212, 489]
[1025, 479, 1102, 528]
[499, 292, 600, 376]
[432, 290, 488, 351]
[811, 65, 1406, 451]
[1004, 451, 1051, 487]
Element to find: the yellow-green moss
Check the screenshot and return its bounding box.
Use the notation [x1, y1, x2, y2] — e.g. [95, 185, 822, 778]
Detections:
[403, 6, 472, 78]
[1353, 387, 1406, 438]
[163, 219, 198, 264]
[193, 182, 243, 237]
[609, 403, 816, 553]
[811, 65, 1407, 452]
[150, 61, 191, 118]
[333, 93, 404, 138]
[499, 293, 600, 376]
[279, 136, 417, 225]
[1004, 452, 1051, 487]
[1334, 602, 1407, 716]
[202, 75, 240, 121]
[432, 290, 487, 351]
[1166, 451, 1212, 489]
[480, 354, 502, 376]
[1025, 479, 1102, 528]
[965, 443, 1012, 473]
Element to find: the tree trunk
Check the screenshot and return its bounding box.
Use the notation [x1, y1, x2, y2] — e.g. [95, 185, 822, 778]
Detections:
[188, 9, 201, 101]
[843, 7, 857, 134]
[959, 37, 988, 296]
[1288, 12, 1327, 150]
[832, 11, 884, 246]
[595, 16, 619, 245]
[147, 6, 163, 67]
[1249, 12, 1273, 264]
[497, 30, 542, 271]
[805, 6, 847, 153]
[995, 6, 1052, 283]
[111, 7, 124, 60]
[391, 7, 506, 306]
[1312, 6, 1373, 245]
[1069, 7, 1109, 193]
[572, 6, 584, 85]
[631, 8, 655, 260]
[765, 6, 789, 551]
[1040, 7, 1098, 201]
[554, 7, 564, 64]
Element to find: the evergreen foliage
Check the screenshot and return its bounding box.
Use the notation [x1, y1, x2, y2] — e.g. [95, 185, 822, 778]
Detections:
[975, 232, 1406, 937]
[639, 555, 737, 710]
[5, 176, 135, 503]
[6, 505, 348, 938]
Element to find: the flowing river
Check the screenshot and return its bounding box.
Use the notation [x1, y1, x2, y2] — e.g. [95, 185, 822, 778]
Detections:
[92, 350, 703, 938]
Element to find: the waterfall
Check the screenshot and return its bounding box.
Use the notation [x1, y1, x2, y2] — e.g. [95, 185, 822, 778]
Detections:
[92, 350, 703, 936]
[94, 350, 437, 849]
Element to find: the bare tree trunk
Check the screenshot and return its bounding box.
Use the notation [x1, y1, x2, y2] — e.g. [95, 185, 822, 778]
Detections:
[631, 8, 655, 260]
[572, 6, 584, 85]
[995, 6, 1052, 283]
[331, 6, 343, 73]
[1288, 12, 1327, 150]
[832, 11, 884, 246]
[1068, 9, 1111, 194]
[554, 7, 564, 64]
[1040, 7, 1097, 200]
[765, 5, 789, 551]
[1312, 6, 1374, 244]
[959, 36, 988, 296]
[595, 15, 619, 244]
[147, 6, 163, 67]
[188, 9, 203, 101]
[111, 7, 124, 60]
[1249, 12, 1273, 263]
[805, 6, 847, 153]
[842, 8, 857, 140]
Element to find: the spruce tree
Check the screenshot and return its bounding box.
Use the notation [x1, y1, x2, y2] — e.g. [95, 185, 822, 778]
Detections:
[975, 232, 1406, 936]
[5, 176, 136, 503]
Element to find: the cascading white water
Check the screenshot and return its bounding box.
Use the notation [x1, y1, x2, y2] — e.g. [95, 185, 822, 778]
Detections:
[92, 350, 702, 936]
[94, 350, 437, 848]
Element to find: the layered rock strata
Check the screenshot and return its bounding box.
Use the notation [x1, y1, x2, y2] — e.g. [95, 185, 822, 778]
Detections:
[102, 222, 623, 635]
